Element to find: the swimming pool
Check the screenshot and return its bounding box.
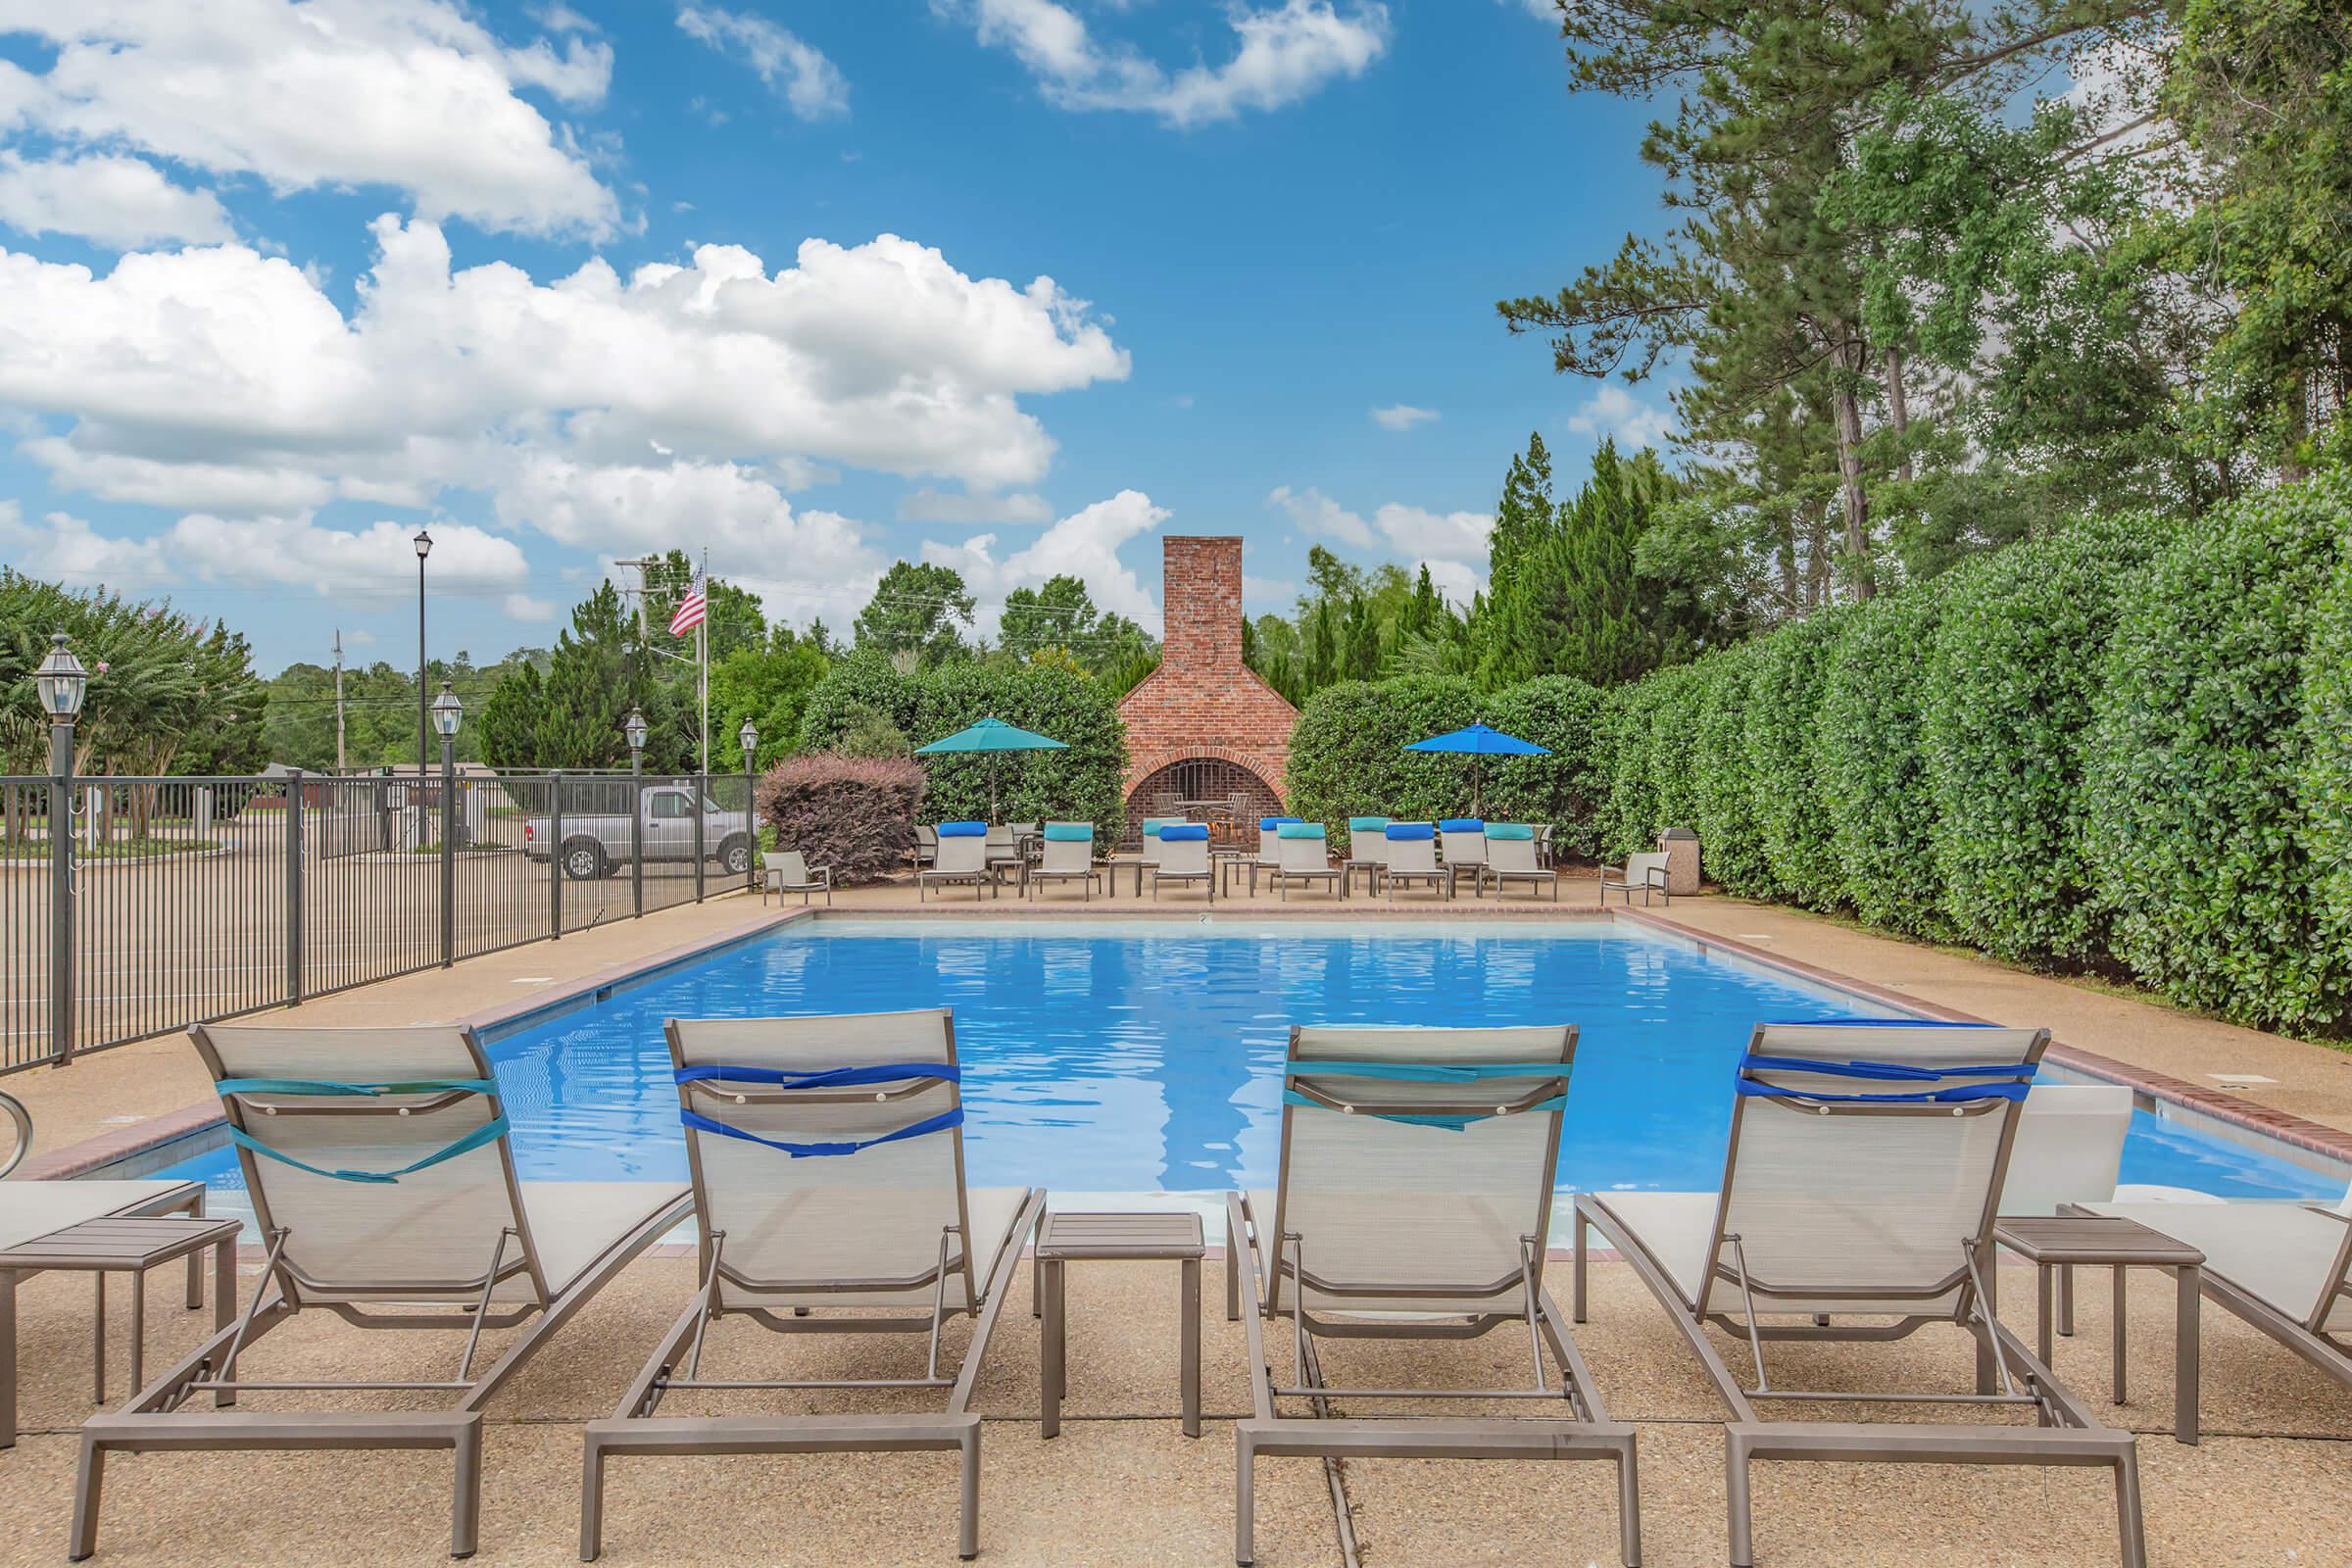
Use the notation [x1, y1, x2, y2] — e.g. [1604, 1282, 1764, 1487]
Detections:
[151, 919, 2340, 1211]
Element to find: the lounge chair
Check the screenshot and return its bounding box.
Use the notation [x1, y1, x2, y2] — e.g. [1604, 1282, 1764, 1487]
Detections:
[913, 823, 938, 868]
[1027, 821, 1105, 901]
[2000, 1085, 2132, 1217]
[3, 1178, 214, 1449]
[919, 822, 991, 902]
[1438, 818, 1487, 897]
[1149, 823, 1215, 901]
[1271, 822, 1341, 900]
[1340, 816, 1389, 896]
[760, 849, 832, 906]
[1575, 1021, 2144, 1568]
[1113, 816, 1177, 895]
[1483, 824, 1556, 902]
[1227, 1024, 1639, 1568]
[1599, 850, 1670, 906]
[984, 825, 1023, 891]
[73, 1022, 691, 1561]
[1534, 823, 1555, 868]
[583, 1009, 1046, 1562]
[1247, 816, 1300, 896]
[2074, 1181, 2352, 1398]
[1381, 822, 1446, 900]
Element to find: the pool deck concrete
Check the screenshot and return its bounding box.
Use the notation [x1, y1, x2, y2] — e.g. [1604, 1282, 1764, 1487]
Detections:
[7, 876, 2352, 1563]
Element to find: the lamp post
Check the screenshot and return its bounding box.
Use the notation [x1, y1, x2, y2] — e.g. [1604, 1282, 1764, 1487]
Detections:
[33, 633, 88, 1064]
[413, 527, 433, 784]
[431, 680, 462, 965]
[624, 707, 648, 919]
[739, 718, 760, 892]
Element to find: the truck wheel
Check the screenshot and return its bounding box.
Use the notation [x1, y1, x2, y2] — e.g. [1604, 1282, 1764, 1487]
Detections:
[561, 837, 611, 880]
[717, 835, 753, 876]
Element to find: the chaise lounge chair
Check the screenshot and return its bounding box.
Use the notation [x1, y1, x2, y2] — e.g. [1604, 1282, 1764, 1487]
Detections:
[920, 822, 991, 902]
[2072, 1183, 2352, 1397]
[72, 1022, 691, 1560]
[1339, 816, 1390, 897]
[1270, 822, 1341, 900]
[1026, 821, 1105, 901]
[1438, 818, 1487, 898]
[583, 1008, 1046, 1562]
[1380, 822, 1447, 901]
[1482, 824, 1557, 902]
[1227, 1024, 1640, 1568]
[1574, 1020, 2144, 1568]
[1148, 824, 1215, 901]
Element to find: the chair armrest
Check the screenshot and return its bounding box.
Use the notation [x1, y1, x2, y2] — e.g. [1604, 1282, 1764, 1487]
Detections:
[2301, 1203, 2352, 1227]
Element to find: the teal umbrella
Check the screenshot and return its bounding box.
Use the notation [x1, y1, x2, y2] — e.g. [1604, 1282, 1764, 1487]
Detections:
[914, 715, 1068, 819]
[1404, 722, 1551, 817]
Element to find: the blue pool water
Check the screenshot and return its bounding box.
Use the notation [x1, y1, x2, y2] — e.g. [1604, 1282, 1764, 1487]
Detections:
[154, 921, 2339, 1207]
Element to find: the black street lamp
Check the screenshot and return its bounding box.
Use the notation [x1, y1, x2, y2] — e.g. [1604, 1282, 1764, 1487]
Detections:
[414, 527, 433, 782]
[624, 708, 648, 918]
[32, 632, 88, 1061]
[739, 718, 760, 891]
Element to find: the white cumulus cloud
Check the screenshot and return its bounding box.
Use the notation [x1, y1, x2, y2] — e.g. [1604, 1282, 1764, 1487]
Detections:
[1267, 484, 1493, 603]
[1370, 402, 1438, 432]
[0, 152, 236, 249]
[1566, 384, 1676, 450]
[920, 490, 1169, 637]
[944, 0, 1389, 127]
[897, 487, 1055, 525]
[676, 5, 850, 122]
[0, 0, 619, 239]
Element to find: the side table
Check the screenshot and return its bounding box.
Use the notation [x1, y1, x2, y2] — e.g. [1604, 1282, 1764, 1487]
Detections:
[1, 1213, 241, 1444]
[1995, 1211, 2203, 1444]
[1036, 1211, 1204, 1439]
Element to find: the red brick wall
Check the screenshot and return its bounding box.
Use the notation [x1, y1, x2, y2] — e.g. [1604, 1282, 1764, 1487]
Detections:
[1119, 536, 1298, 804]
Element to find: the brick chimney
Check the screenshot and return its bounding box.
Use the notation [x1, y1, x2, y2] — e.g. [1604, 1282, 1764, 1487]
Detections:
[1117, 536, 1298, 821]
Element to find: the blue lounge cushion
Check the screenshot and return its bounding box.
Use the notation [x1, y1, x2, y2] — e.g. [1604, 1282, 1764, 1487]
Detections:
[1348, 815, 1391, 831]
[1043, 823, 1093, 842]
[1385, 822, 1435, 841]
[1440, 817, 1485, 833]
[1259, 815, 1302, 830]
[1159, 823, 1209, 842]
[1276, 822, 1326, 839]
[1486, 822, 1535, 840]
[938, 821, 987, 837]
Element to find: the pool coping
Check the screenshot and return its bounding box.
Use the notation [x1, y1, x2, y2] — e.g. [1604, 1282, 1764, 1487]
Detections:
[28, 901, 2352, 1185]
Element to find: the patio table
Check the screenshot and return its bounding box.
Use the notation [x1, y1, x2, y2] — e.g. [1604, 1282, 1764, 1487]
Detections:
[1999, 1210, 2203, 1443]
[1035, 1210, 1203, 1440]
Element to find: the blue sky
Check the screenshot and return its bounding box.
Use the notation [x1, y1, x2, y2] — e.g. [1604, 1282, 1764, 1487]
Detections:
[0, 1, 1672, 673]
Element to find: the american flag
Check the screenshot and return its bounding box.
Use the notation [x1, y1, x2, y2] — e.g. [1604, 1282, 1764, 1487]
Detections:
[667, 570, 708, 637]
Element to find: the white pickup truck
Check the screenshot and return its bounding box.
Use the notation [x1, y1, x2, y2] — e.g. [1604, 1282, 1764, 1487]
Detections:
[521, 784, 755, 880]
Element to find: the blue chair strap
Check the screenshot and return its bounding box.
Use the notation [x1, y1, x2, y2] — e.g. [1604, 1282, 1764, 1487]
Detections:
[1284, 1060, 1568, 1083]
[228, 1116, 512, 1185]
[1736, 1053, 2032, 1103]
[674, 1063, 960, 1090]
[216, 1077, 498, 1098]
[680, 1105, 964, 1157]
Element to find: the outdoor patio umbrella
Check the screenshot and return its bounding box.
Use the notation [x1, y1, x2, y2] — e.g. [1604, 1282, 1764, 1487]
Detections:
[914, 715, 1068, 820]
[1403, 722, 1551, 817]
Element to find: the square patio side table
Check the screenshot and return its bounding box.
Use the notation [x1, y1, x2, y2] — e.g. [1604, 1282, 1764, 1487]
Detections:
[1995, 1211, 2204, 1444]
[1, 1213, 241, 1444]
[1035, 1211, 1204, 1440]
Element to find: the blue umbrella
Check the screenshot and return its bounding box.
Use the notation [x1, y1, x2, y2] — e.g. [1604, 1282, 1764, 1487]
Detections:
[915, 715, 1068, 819]
[1404, 723, 1550, 816]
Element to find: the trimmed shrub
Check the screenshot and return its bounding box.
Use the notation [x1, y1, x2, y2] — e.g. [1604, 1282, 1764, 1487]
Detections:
[1742, 609, 1847, 909]
[1814, 581, 1950, 934]
[1923, 514, 2173, 962]
[1686, 643, 1779, 898]
[1288, 676, 1485, 851]
[2304, 549, 2352, 968]
[2085, 477, 2352, 1032]
[1480, 675, 1610, 859]
[800, 653, 1128, 834]
[757, 754, 925, 885]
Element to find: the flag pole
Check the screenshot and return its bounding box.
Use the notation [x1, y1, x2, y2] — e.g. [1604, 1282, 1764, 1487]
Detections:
[698, 549, 710, 777]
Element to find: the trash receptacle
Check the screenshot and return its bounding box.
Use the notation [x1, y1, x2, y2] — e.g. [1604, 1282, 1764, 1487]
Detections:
[1657, 827, 1700, 896]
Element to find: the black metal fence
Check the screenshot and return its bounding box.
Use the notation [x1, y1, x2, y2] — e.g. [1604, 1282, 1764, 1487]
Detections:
[0, 766, 763, 1073]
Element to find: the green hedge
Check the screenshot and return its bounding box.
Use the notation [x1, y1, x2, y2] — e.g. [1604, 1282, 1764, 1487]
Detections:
[2305, 549, 2352, 968]
[1743, 610, 1847, 909]
[1286, 673, 1609, 856]
[1923, 514, 2173, 962]
[1685, 642, 1779, 899]
[799, 653, 1128, 834]
[1816, 582, 1949, 935]
[2085, 478, 2351, 1033]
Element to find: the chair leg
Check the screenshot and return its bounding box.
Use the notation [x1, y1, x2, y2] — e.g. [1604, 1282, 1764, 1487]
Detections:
[1225, 1210, 1242, 1322]
[1615, 1434, 1642, 1567]
[68, 1431, 105, 1560]
[1725, 1430, 1755, 1568]
[1235, 1432, 1256, 1566]
[2114, 1448, 2147, 1568]
[958, 1423, 982, 1560]
[1572, 1206, 1589, 1324]
[579, 1435, 608, 1561]
[451, 1418, 483, 1558]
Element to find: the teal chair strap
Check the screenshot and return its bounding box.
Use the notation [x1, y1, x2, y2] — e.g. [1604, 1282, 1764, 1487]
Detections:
[217, 1077, 498, 1098]
[228, 1116, 512, 1185]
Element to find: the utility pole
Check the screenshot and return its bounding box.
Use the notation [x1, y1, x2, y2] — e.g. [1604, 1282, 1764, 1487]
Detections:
[613, 556, 659, 642]
[333, 628, 347, 771]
